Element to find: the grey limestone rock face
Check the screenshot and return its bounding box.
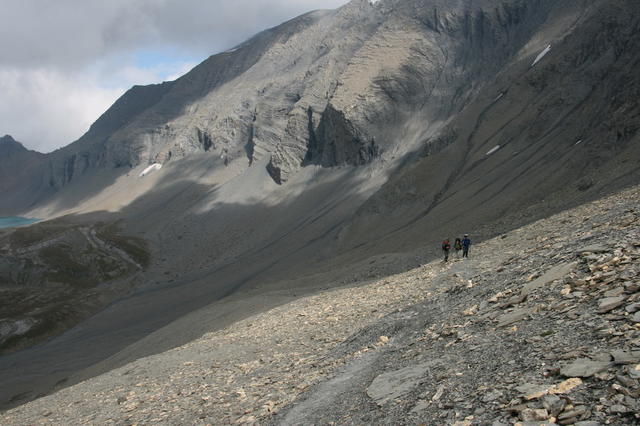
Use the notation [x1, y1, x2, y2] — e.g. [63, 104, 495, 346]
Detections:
[5, 0, 590, 203]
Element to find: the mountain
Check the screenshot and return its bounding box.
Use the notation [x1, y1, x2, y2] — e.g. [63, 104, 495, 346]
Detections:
[1, 0, 640, 412]
[0, 135, 47, 209]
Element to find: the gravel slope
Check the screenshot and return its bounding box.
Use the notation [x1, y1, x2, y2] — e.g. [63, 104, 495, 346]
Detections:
[2, 185, 639, 425]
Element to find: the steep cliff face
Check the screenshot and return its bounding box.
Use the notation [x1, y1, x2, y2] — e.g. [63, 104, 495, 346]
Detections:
[7, 0, 601, 200]
[0, 136, 48, 211]
[2, 0, 639, 245]
[338, 0, 640, 252]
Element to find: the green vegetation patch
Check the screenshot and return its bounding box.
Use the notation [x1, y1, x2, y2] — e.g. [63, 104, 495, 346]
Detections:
[40, 243, 93, 288]
[96, 222, 151, 269]
[8, 222, 67, 247]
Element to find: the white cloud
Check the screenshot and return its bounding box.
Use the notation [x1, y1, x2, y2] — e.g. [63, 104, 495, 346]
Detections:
[0, 0, 350, 152]
[0, 67, 123, 153]
[0, 59, 197, 153]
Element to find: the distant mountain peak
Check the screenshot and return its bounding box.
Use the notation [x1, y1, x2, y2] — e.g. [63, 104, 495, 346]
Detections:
[0, 135, 26, 151]
[0, 135, 43, 156]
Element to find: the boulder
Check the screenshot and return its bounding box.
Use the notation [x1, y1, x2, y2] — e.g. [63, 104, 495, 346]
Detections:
[560, 359, 610, 378]
[521, 263, 576, 296]
[611, 350, 640, 365]
[367, 360, 440, 406]
[576, 245, 609, 254]
[598, 296, 626, 313]
[497, 308, 534, 327]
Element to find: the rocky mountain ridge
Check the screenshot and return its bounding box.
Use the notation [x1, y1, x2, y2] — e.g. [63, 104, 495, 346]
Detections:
[7, 0, 630, 207]
[0, 135, 47, 209]
[1, 0, 640, 418]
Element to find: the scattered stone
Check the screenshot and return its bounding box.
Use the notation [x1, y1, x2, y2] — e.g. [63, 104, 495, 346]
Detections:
[625, 282, 640, 293]
[521, 263, 576, 296]
[597, 296, 626, 313]
[4, 185, 640, 426]
[628, 364, 640, 379]
[576, 245, 609, 254]
[410, 400, 430, 414]
[542, 394, 566, 417]
[610, 350, 640, 365]
[497, 308, 534, 327]
[366, 361, 440, 406]
[481, 390, 503, 403]
[500, 294, 528, 309]
[561, 359, 610, 378]
[603, 287, 625, 298]
[626, 302, 640, 313]
[431, 385, 445, 402]
[463, 305, 479, 316]
[520, 408, 549, 421]
[550, 378, 584, 395]
[608, 404, 628, 414]
[557, 405, 588, 424]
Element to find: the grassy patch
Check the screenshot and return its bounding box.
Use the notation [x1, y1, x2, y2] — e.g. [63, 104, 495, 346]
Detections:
[40, 243, 93, 287]
[9, 222, 66, 247]
[96, 222, 150, 269]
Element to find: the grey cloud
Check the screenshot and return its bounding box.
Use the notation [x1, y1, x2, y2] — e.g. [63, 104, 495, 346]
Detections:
[0, 0, 350, 152]
[1, 0, 350, 70]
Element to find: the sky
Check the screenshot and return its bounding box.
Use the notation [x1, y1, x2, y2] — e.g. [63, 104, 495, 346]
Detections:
[0, 0, 349, 153]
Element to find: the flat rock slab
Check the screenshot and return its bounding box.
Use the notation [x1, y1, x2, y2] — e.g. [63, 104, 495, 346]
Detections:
[367, 360, 440, 406]
[576, 244, 609, 253]
[521, 262, 576, 296]
[628, 365, 640, 379]
[497, 308, 534, 327]
[598, 296, 626, 313]
[561, 358, 611, 378]
[611, 350, 640, 365]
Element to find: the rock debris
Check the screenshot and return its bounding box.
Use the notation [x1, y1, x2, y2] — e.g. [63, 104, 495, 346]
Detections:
[2, 186, 640, 425]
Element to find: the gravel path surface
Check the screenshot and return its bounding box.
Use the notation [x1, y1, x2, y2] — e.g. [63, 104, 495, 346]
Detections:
[2, 185, 639, 425]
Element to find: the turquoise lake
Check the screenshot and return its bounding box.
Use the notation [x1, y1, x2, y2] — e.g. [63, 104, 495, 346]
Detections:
[0, 217, 40, 229]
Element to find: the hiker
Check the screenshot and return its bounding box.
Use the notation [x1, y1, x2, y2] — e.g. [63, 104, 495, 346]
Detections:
[442, 238, 451, 262]
[454, 237, 463, 258]
[462, 234, 471, 258]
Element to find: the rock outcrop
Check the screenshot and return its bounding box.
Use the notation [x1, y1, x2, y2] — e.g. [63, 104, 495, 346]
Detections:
[0, 135, 48, 212]
[8, 0, 638, 204]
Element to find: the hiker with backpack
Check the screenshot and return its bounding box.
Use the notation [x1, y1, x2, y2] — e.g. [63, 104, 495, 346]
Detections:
[462, 234, 471, 258]
[442, 238, 451, 262]
[454, 237, 463, 258]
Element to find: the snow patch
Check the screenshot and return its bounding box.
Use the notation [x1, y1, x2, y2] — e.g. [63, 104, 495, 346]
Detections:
[486, 145, 501, 156]
[369, 0, 381, 5]
[531, 45, 551, 67]
[139, 163, 162, 178]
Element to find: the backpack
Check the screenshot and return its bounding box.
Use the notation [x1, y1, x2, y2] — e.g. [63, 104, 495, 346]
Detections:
[454, 239, 462, 250]
[442, 240, 450, 250]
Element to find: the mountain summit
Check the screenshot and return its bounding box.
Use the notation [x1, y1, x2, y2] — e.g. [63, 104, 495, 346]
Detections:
[1, 0, 639, 413]
[3, 0, 640, 212]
